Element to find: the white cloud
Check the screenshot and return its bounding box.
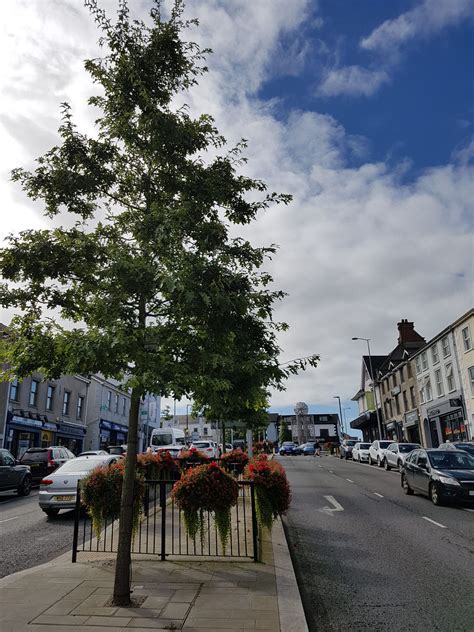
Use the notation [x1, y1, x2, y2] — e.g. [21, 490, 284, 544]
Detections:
[318, 65, 390, 97]
[0, 0, 472, 417]
[361, 0, 474, 54]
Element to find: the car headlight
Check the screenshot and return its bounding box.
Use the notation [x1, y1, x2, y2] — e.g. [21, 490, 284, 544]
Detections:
[437, 476, 460, 487]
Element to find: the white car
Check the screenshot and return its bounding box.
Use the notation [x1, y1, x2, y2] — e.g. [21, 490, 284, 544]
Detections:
[383, 442, 420, 472]
[38, 454, 120, 517]
[352, 442, 371, 463]
[190, 441, 218, 458]
[368, 440, 393, 467]
[155, 445, 184, 458]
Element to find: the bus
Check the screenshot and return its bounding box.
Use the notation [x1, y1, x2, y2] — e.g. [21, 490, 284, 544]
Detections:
[150, 427, 186, 452]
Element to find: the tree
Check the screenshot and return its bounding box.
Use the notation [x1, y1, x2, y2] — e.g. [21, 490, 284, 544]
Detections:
[279, 418, 292, 443]
[0, 0, 316, 605]
[160, 405, 173, 426]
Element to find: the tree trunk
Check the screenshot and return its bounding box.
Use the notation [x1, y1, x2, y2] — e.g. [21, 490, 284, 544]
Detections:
[222, 420, 226, 454]
[112, 386, 141, 606]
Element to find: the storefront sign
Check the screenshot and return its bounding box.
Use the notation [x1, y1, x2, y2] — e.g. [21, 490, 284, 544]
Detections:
[404, 410, 419, 428]
[57, 422, 86, 437]
[12, 415, 42, 428]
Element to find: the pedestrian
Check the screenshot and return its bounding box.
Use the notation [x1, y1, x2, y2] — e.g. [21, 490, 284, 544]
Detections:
[315, 442, 321, 457]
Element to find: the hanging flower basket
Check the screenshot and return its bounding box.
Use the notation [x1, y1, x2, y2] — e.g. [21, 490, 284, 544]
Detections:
[172, 462, 239, 547]
[80, 462, 144, 541]
[137, 451, 180, 480]
[220, 449, 249, 475]
[245, 457, 291, 531]
[178, 447, 210, 470]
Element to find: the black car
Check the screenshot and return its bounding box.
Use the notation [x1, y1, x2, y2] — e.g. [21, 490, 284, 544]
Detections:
[19, 446, 75, 484]
[0, 449, 32, 496]
[439, 442, 474, 457]
[279, 441, 297, 456]
[401, 448, 474, 505]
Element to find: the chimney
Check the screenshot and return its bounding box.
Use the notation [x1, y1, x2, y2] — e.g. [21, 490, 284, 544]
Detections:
[397, 319, 424, 344]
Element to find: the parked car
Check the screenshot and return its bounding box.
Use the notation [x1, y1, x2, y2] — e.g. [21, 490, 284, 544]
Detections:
[19, 446, 75, 484]
[339, 439, 358, 460]
[368, 440, 393, 466]
[232, 440, 246, 451]
[279, 441, 297, 456]
[78, 450, 109, 457]
[155, 445, 184, 458]
[384, 442, 420, 472]
[38, 454, 120, 517]
[107, 445, 127, 455]
[0, 449, 32, 496]
[303, 443, 316, 456]
[401, 448, 474, 506]
[439, 442, 474, 457]
[190, 441, 218, 458]
[352, 442, 371, 463]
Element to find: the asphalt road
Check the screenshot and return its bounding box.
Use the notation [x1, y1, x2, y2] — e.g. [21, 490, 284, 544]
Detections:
[0, 489, 76, 578]
[280, 454, 474, 632]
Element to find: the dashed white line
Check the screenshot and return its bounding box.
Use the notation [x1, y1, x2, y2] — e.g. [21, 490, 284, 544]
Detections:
[329, 470, 333, 473]
[0, 516, 19, 524]
[346, 479, 354, 483]
[374, 492, 384, 498]
[422, 516, 447, 529]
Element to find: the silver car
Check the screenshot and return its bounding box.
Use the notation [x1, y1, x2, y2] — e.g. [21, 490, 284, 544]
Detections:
[352, 442, 371, 463]
[384, 442, 420, 472]
[38, 454, 120, 518]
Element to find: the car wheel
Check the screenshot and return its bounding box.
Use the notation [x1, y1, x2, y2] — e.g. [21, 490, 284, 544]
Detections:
[345, 452, 349, 460]
[398, 460, 404, 474]
[402, 474, 414, 495]
[429, 483, 444, 506]
[368, 455, 373, 465]
[43, 508, 60, 518]
[384, 459, 391, 471]
[339, 452, 343, 459]
[17, 475, 32, 496]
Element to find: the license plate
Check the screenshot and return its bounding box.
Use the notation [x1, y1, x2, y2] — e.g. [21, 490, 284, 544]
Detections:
[30, 463, 40, 468]
[469, 491, 474, 496]
[56, 495, 74, 502]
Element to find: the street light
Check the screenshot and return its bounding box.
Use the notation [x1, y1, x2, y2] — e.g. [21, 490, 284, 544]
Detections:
[352, 337, 383, 440]
[185, 404, 192, 436]
[333, 396, 344, 439]
[343, 407, 351, 434]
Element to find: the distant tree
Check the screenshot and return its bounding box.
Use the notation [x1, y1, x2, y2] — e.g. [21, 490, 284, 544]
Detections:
[279, 418, 292, 443]
[160, 405, 173, 425]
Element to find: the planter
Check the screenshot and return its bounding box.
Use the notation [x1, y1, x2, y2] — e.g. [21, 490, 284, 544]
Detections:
[245, 456, 290, 531]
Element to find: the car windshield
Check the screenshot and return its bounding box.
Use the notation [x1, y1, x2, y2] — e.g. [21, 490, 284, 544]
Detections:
[453, 444, 474, 456]
[428, 451, 474, 470]
[283, 442, 294, 446]
[193, 442, 210, 448]
[399, 444, 419, 453]
[20, 450, 47, 462]
[56, 458, 110, 473]
[360, 444, 371, 449]
[152, 433, 173, 446]
[380, 442, 392, 448]
[346, 441, 357, 446]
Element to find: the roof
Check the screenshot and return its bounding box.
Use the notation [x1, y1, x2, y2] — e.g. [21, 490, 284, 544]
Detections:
[363, 355, 386, 379]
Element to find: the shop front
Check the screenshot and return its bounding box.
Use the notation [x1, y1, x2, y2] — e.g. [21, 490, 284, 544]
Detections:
[403, 410, 421, 444]
[350, 410, 380, 443]
[5, 413, 43, 458]
[56, 422, 86, 455]
[427, 397, 467, 446]
[99, 419, 128, 450]
[385, 420, 403, 442]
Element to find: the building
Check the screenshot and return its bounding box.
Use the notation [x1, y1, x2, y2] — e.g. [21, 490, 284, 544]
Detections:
[164, 414, 217, 442]
[378, 320, 426, 443]
[351, 355, 386, 442]
[140, 393, 161, 451]
[452, 309, 474, 441]
[83, 375, 131, 451]
[279, 411, 340, 444]
[0, 371, 90, 457]
[411, 311, 471, 447]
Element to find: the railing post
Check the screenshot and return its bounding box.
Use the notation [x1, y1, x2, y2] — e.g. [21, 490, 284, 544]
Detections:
[144, 483, 150, 517]
[249, 482, 259, 562]
[160, 481, 166, 561]
[72, 481, 81, 563]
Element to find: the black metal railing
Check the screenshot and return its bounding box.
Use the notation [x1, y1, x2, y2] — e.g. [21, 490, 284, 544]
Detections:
[72, 478, 259, 563]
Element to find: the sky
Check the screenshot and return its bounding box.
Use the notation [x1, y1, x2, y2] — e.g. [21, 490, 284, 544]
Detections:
[0, 0, 473, 426]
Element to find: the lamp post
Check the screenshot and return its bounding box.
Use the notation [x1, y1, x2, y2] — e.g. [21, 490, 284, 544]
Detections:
[333, 396, 344, 439]
[352, 337, 383, 440]
[185, 404, 192, 437]
[343, 407, 351, 435]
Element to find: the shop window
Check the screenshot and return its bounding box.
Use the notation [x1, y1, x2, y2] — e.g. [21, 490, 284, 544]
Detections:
[434, 369, 443, 397]
[29, 380, 39, 406]
[441, 336, 450, 358]
[46, 385, 55, 411]
[10, 378, 19, 401]
[62, 391, 71, 415]
[114, 393, 119, 413]
[446, 364, 455, 392]
[462, 326, 472, 351]
[122, 397, 126, 416]
[431, 344, 439, 365]
[469, 366, 474, 396]
[107, 391, 112, 411]
[77, 396, 84, 419]
[421, 352, 428, 371]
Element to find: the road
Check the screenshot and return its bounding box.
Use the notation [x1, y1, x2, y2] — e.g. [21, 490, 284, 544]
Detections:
[0, 489, 75, 578]
[280, 454, 474, 632]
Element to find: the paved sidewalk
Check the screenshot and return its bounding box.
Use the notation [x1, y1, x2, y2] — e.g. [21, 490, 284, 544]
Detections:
[0, 519, 307, 632]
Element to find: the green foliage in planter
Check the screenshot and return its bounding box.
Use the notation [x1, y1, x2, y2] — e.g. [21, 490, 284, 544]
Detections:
[172, 462, 239, 548]
[137, 451, 180, 480]
[245, 455, 291, 531]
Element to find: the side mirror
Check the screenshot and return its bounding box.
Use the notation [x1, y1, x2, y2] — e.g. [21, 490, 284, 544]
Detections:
[15, 459, 20, 465]
[419, 462, 428, 471]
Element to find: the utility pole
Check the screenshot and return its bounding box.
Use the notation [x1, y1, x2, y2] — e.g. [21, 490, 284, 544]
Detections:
[352, 337, 383, 440]
[334, 396, 344, 439]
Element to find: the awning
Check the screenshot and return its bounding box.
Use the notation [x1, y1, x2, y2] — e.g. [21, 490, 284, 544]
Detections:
[350, 410, 379, 430]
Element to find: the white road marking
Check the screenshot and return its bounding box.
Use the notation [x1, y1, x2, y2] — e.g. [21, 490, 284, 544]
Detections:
[422, 516, 447, 529]
[374, 493, 384, 498]
[329, 470, 333, 473]
[0, 516, 19, 524]
[319, 495, 344, 516]
[346, 479, 354, 483]
[318, 465, 323, 468]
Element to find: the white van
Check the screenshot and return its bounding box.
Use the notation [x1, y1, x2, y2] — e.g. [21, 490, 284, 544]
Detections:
[150, 427, 186, 453]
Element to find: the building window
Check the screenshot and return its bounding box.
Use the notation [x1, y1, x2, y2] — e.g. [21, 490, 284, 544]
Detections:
[29, 380, 39, 406]
[441, 336, 450, 358]
[403, 390, 408, 411]
[469, 366, 474, 396]
[77, 396, 84, 419]
[10, 379, 19, 401]
[203, 427, 208, 436]
[46, 385, 55, 411]
[394, 394, 400, 415]
[425, 378, 432, 401]
[114, 394, 119, 414]
[385, 402, 390, 419]
[434, 369, 443, 397]
[62, 391, 71, 415]
[122, 397, 126, 416]
[446, 364, 455, 392]
[431, 344, 439, 365]
[418, 380, 425, 404]
[462, 327, 472, 351]
[415, 356, 421, 374]
[410, 386, 415, 408]
[421, 352, 428, 371]
[106, 391, 112, 411]
[407, 362, 412, 378]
